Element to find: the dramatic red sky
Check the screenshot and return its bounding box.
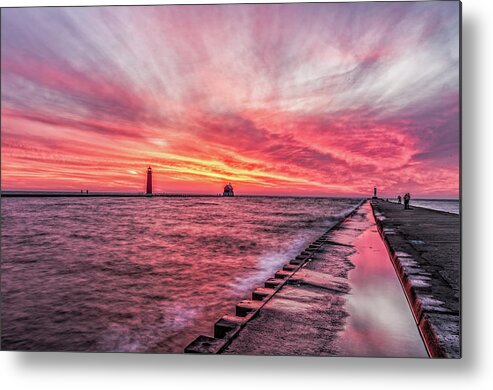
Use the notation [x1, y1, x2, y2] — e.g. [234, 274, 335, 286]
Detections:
[1, 2, 460, 197]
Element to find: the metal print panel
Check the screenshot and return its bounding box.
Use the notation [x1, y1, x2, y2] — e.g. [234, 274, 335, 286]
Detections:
[0, 1, 461, 357]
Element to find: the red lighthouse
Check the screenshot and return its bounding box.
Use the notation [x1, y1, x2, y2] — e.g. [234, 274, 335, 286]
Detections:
[146, 166, 153, 195]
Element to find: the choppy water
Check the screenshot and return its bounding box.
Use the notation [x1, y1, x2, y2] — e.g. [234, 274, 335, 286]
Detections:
[1, 196, 361, 352]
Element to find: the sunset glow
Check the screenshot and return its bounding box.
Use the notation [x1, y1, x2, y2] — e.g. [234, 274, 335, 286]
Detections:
[1, 3, 460, 197]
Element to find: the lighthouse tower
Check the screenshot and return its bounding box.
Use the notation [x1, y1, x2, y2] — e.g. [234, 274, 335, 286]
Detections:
[146, 166, 153, 195]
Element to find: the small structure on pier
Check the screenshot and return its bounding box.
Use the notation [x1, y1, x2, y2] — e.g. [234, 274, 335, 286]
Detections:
[223, 183, 234, 197]
[146, 166, 153, 195]
[372, 186, 377, 199]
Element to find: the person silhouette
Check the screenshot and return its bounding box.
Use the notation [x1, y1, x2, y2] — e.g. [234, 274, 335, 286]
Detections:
[404, 193, 411, 209]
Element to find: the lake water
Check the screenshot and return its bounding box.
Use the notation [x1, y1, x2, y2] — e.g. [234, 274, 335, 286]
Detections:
[1, 196, 361, 352]
[410, 199, 460, 214]
[390, 199, 460, 214]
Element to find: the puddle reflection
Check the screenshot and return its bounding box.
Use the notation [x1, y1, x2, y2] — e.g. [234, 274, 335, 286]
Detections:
[336, 204, 428, 357]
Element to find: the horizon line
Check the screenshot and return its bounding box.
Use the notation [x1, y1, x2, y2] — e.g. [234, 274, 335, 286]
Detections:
[0, 189, 460, 200]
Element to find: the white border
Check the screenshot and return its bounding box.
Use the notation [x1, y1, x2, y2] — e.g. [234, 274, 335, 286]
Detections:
[2, 1, 492, 389]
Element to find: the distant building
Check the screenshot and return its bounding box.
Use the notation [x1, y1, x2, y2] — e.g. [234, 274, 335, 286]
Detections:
[372, 186, 377, 199]
[146, 167, 153, 195]
[223, 183, 234, 197]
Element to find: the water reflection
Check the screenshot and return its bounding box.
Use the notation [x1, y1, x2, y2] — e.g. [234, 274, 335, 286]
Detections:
[336, 203, 428, 357]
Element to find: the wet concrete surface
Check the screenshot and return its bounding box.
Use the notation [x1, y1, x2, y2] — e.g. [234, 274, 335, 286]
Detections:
[371, 200, 460, 358]
[222, 202, 427, 357]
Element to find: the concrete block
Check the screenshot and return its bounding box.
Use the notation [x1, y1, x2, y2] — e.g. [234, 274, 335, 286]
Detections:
[184, 335, 227, 354]
[214, 317, 243, 339]
[236, 300, 263, 317]
[265, 278, 283, 288]
[290, 257, 306, 265]
[275, 270, 291, 279]
[307, 244, 322, 251]
[252, 287, 274, 301]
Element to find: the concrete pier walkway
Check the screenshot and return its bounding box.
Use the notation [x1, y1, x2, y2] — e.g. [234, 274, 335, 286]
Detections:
[186, 201, 428, 357]
[371, 200, 460, 358]
[221, 201, 426, 357]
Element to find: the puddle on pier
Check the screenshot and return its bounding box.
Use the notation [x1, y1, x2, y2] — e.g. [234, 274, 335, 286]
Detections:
[335, 203, 428, 357]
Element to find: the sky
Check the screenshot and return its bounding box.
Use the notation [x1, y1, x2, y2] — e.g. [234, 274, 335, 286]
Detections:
[1, 2, 460, 197]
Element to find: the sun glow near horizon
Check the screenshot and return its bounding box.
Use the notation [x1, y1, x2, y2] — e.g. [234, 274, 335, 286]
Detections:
[1, 3, 460, 198]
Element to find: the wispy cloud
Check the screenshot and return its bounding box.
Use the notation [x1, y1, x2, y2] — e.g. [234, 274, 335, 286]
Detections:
[1, 2, 460, 196]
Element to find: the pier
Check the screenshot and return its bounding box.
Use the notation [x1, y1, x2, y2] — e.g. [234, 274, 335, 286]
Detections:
[371, 200, 460, 358]
[0, 192, 222, 198]
[185, 200, 460, 358]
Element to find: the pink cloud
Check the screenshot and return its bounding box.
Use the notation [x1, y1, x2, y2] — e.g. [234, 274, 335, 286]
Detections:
[1, 3, 460, 197]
